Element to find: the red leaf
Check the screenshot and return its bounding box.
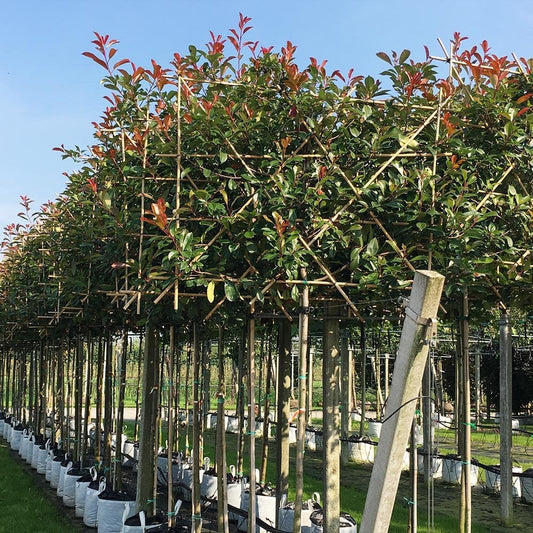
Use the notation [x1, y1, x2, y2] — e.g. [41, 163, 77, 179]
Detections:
[516, 93, 533, 105]
[82, 51, 107, 69]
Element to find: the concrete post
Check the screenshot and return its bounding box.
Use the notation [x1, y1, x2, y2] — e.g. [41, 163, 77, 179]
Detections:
[360, 270, 444, 533]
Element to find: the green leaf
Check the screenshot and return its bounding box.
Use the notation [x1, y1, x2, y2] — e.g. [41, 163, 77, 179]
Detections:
[224, 280, 238, 302]
[376, 52, 392, 65]
[219, 151, 228, 164]
[207, 281, 215, 303]
[366, 237, 379, 256]
[350, 249, 361, 270]
[399, 49, 411, 64]
[291, 284, 299, 302]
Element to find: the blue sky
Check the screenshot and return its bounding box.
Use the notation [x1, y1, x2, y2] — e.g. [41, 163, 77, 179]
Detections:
[1, 0, 532, 232]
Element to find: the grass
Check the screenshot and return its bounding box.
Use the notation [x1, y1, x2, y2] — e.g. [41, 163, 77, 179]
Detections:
[0, 441, 77, 533]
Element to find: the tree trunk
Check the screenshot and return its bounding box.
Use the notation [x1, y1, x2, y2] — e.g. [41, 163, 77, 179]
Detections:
[82, 332, 93, 467]
[192, 322, 202, 532]
[408, 418, 418, 533]
[247, 310, 257, 533]
[136, 323, 160, 517]
[422, 359, 433, 485]
[499, 309, 513, 528]
[459, 291, 471, 533]
[322, 302, 341, 532]
[134, 333, 143, 442]
[95, 335, 104, 463]
[260, 328, 273, 486]
[276, 318, 292, 523]
[340, 333, 350, 466]
[74, 334, 84, 461]
[115, 328, 129, 490]
[216, 325, 229, 533]
[359, 324, 367, 436]
[236, 329, 246, 478]
[293, 268, 309, 533]
[167, 326, 176, 528]
[57, 340, 66, 446]
[103, 330, 114, 474]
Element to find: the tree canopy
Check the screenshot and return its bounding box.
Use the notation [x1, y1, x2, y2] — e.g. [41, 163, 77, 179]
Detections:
[1, 18, 532, 343]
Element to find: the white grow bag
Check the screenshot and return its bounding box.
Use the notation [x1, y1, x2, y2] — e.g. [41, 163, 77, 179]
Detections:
[485, 465, 522, 498]
[347, 440, 374, 463]
[97, 488, 136, 533]
[10, 427, 23, 451]
[50, 456, 64, 488]
[279, 493, 321, 532]
[180, 464, 204, 502]
[442, 457, 478, 486]
[310, 510, 357, 532]
[367, 421, 382, 440]
[156, 452, 182, 487]
[122, 500, 182, 533]
[417, 453, 442, 479]
[83, 478, 106, 528]
[4, 418, 13, 439]
[75, 467, 97, 518]
[521, 469, 533, 503]
[37, 440, 50, 474]
[63, 465, 83, 507]
[30, 438, 45, 469]
[200, 457, 217, 500]
[239, 485, 277, 533]
[23, 435, 34, 463]
[29, 441, 39, 467]
[3, 418, 11, 440]
[57, 460, 73, 498]
[305, 429, 323, 452]
[226, 415, 239, 433]
[19, 430, 30, 459]
[227, 465, 245, 522]
[45, 449, 55, 482]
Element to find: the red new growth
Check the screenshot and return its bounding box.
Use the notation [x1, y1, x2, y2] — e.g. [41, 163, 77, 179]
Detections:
[87, 178, 98, 194]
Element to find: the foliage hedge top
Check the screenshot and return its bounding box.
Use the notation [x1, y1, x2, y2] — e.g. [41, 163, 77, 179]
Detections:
[0, 18, 532, 338]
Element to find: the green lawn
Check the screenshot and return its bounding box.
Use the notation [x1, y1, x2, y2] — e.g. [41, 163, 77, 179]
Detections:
[0, 441, 77, 533]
